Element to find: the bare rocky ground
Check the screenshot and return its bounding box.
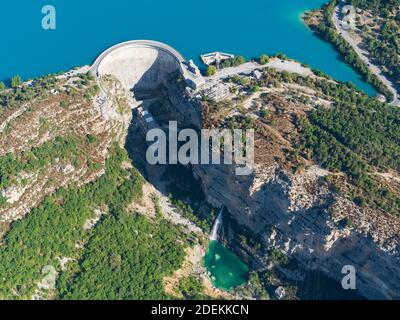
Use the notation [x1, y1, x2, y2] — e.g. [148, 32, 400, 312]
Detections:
[0, 76, 122, 225]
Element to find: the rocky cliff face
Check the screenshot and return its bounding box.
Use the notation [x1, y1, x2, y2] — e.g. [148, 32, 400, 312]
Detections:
[164, 71, 400, 299]
[192, 162, 400, 299]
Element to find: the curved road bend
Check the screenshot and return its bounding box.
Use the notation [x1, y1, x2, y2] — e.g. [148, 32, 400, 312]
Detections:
[333, 6, 399, 106]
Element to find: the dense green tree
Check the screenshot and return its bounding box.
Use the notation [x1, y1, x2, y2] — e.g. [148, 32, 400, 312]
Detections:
[206, 65, 217, 76]
[11, 75, 22, 88]
[259, 54, 270, 65]
[233, 55, 246, 66]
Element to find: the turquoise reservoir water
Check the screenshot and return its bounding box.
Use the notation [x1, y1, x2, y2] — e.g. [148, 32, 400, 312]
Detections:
[0, 0, 375, 95]
[203, 240, 249, 291]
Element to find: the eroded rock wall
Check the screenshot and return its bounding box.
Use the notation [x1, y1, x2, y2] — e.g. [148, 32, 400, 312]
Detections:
[191, 162, 400, 299]
[163, 84, 400, 299]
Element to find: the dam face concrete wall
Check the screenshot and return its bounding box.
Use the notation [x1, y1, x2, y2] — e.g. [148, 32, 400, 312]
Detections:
[92, 40, 204, 92]
[97, 45, 181, 92]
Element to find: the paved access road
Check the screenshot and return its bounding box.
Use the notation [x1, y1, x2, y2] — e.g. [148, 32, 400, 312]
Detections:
[332, 5, 399, 106]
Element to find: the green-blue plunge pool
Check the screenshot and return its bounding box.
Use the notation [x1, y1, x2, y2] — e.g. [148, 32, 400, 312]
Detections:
[203, 240, 249, 291]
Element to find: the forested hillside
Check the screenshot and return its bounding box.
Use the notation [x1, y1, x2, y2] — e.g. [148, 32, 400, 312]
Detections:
[0, 73, 192, 300]
[0, 143, 189, 299]
[293, 77, 400, 215]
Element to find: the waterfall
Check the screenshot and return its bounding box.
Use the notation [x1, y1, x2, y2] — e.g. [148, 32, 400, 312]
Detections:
[210, 208, 223, 241]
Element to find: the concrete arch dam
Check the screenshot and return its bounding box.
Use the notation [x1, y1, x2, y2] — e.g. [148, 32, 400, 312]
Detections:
[90, 40, 204, 92]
